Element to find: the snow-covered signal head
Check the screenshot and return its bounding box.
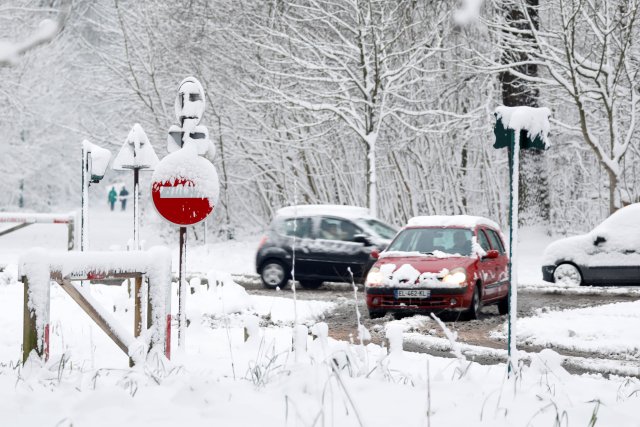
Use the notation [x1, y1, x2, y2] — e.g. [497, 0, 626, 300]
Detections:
[174, 77, 205, 125]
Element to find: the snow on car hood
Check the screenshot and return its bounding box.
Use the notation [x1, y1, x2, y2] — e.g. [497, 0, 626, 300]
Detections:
[374, 255, 476, 288]
[542, 234, 592, 266]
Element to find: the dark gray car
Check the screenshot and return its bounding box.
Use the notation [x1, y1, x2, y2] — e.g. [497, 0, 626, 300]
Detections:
[256, 205, 397, 289]
[541, 203, 640, 286]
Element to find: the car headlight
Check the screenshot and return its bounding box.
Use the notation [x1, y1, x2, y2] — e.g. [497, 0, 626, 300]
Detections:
[365, 267, 383, 287]
[442, 268, 467, 286]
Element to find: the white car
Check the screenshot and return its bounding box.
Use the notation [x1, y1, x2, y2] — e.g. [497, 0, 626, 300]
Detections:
[541, 203, 640, 286]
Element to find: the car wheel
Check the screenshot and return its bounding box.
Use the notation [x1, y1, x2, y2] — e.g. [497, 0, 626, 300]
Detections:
[299, 280, 323, 289]
[368, 309, 386, 319]
[553, 263, 582, 287]
[497, 295, 509, 315]
[464, 284, 482, 320]
[260, 260, 289, 289]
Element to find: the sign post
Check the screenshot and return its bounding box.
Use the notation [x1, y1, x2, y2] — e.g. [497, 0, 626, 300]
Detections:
[112, 124, 160, 250]
[152, 77, 219, 348]
[493, 106, 550, 375]
[81, 140, 111, 251]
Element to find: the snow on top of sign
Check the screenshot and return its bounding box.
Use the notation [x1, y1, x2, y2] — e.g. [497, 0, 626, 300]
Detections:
[495, 105, 551, 146]
[276, 204, 372, 219]
[151, 143, 220, 208]
[407, 215, 499, 230]
[454, 0, 484, 25]
[175, 77, 205, 123]
[82, 140, 111, 177]
[112, 124, 159, 170]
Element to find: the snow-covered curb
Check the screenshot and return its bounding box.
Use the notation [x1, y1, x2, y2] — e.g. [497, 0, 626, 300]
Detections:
[520, 284, 640, 296]
[404, 333, 640, 378]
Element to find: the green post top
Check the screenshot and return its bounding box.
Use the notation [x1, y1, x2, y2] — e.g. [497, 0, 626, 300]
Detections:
[493, 111, 549, 151]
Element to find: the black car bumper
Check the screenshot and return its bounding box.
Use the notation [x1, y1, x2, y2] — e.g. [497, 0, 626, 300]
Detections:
[541, 265, 555, 283]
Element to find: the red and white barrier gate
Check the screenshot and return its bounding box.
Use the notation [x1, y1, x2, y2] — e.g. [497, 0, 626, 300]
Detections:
[0, 212, 77, 250]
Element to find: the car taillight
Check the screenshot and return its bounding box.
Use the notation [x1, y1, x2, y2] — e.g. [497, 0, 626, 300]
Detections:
[258, 235, 268, 249]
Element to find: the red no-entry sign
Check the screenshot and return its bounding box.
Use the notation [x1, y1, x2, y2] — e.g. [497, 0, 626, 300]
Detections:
[152, 178, 213, 226]
[151, 148, 219, 227]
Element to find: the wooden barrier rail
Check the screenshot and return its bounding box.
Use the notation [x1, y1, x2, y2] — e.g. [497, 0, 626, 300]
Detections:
[21, 250, 171, 366]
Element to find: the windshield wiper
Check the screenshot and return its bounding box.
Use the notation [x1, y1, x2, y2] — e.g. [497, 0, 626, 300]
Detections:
[419, 251, 434, 255]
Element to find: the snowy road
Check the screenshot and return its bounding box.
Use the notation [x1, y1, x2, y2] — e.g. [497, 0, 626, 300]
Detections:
[238, 279, 640, 375]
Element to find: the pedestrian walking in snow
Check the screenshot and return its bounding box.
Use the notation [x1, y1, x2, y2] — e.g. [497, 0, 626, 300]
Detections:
[108, 186, 117, 211]
[119, 186, 129, 211]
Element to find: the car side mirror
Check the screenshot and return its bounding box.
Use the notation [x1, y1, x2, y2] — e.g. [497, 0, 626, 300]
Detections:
[593, 235, 606, 246]
[353, 234, 371, 246]
[484, 249, 499, 259]
[370, 248, 380, 259]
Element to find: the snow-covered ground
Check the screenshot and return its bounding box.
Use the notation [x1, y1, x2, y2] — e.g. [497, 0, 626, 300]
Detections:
[2, 208, 640, 425]
[492, 301, 640, 359]
[1, 275, 640, 426]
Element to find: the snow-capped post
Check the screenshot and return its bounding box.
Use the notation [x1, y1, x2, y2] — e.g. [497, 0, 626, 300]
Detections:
[152, 77, 219, 349]
[112, 124, 159, 250]
[81, 140, 111, 251]
[493, 106, 550, 375]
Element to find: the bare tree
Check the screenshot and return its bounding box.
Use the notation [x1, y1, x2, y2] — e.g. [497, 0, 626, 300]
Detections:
[232, 0, 456, 217]
[486, 0, 640, 214]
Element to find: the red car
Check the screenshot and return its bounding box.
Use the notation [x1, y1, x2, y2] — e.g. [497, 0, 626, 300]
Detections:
[364, 215, 510, 319]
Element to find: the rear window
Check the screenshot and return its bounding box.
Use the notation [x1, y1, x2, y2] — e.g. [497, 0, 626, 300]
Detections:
[386, 228, 474, 256]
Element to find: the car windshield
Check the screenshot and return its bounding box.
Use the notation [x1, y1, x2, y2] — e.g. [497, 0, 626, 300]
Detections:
[386, 227, 474, 256]
[356, 218, 398, 240]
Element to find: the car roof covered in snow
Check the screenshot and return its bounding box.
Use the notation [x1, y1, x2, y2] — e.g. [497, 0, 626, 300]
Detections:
[595, 202, 640, 232]
[275, 205, 372, 219]
[407, 215, 500, 230]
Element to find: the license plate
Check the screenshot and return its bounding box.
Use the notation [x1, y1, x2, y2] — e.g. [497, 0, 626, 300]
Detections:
[395, 289, 430, 299]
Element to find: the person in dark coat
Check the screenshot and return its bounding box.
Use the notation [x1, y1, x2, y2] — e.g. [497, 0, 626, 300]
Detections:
[108, 187, 117, 211]
[119, 186, 129, 211]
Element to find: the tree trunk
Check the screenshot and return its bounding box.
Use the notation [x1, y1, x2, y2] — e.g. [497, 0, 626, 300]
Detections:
[607, 168, 619, 214]
[365, 138, 377, 218]
[500, 0, 550, 229]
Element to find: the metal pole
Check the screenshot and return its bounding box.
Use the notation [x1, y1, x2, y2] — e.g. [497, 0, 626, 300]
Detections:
[81, 145, 89, 251]
[131, 275, 143, 367]
[133, 168, 140, 250]
[507, 132, 521, 375]
[203, 219, 207, 246]
[178, 226, 187, 347]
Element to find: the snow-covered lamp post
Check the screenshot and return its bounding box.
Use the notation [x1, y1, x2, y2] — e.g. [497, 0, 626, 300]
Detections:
[112, 124, 159, 250]
[493, 106, 550, 375]
[81, 140, 111, 251]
